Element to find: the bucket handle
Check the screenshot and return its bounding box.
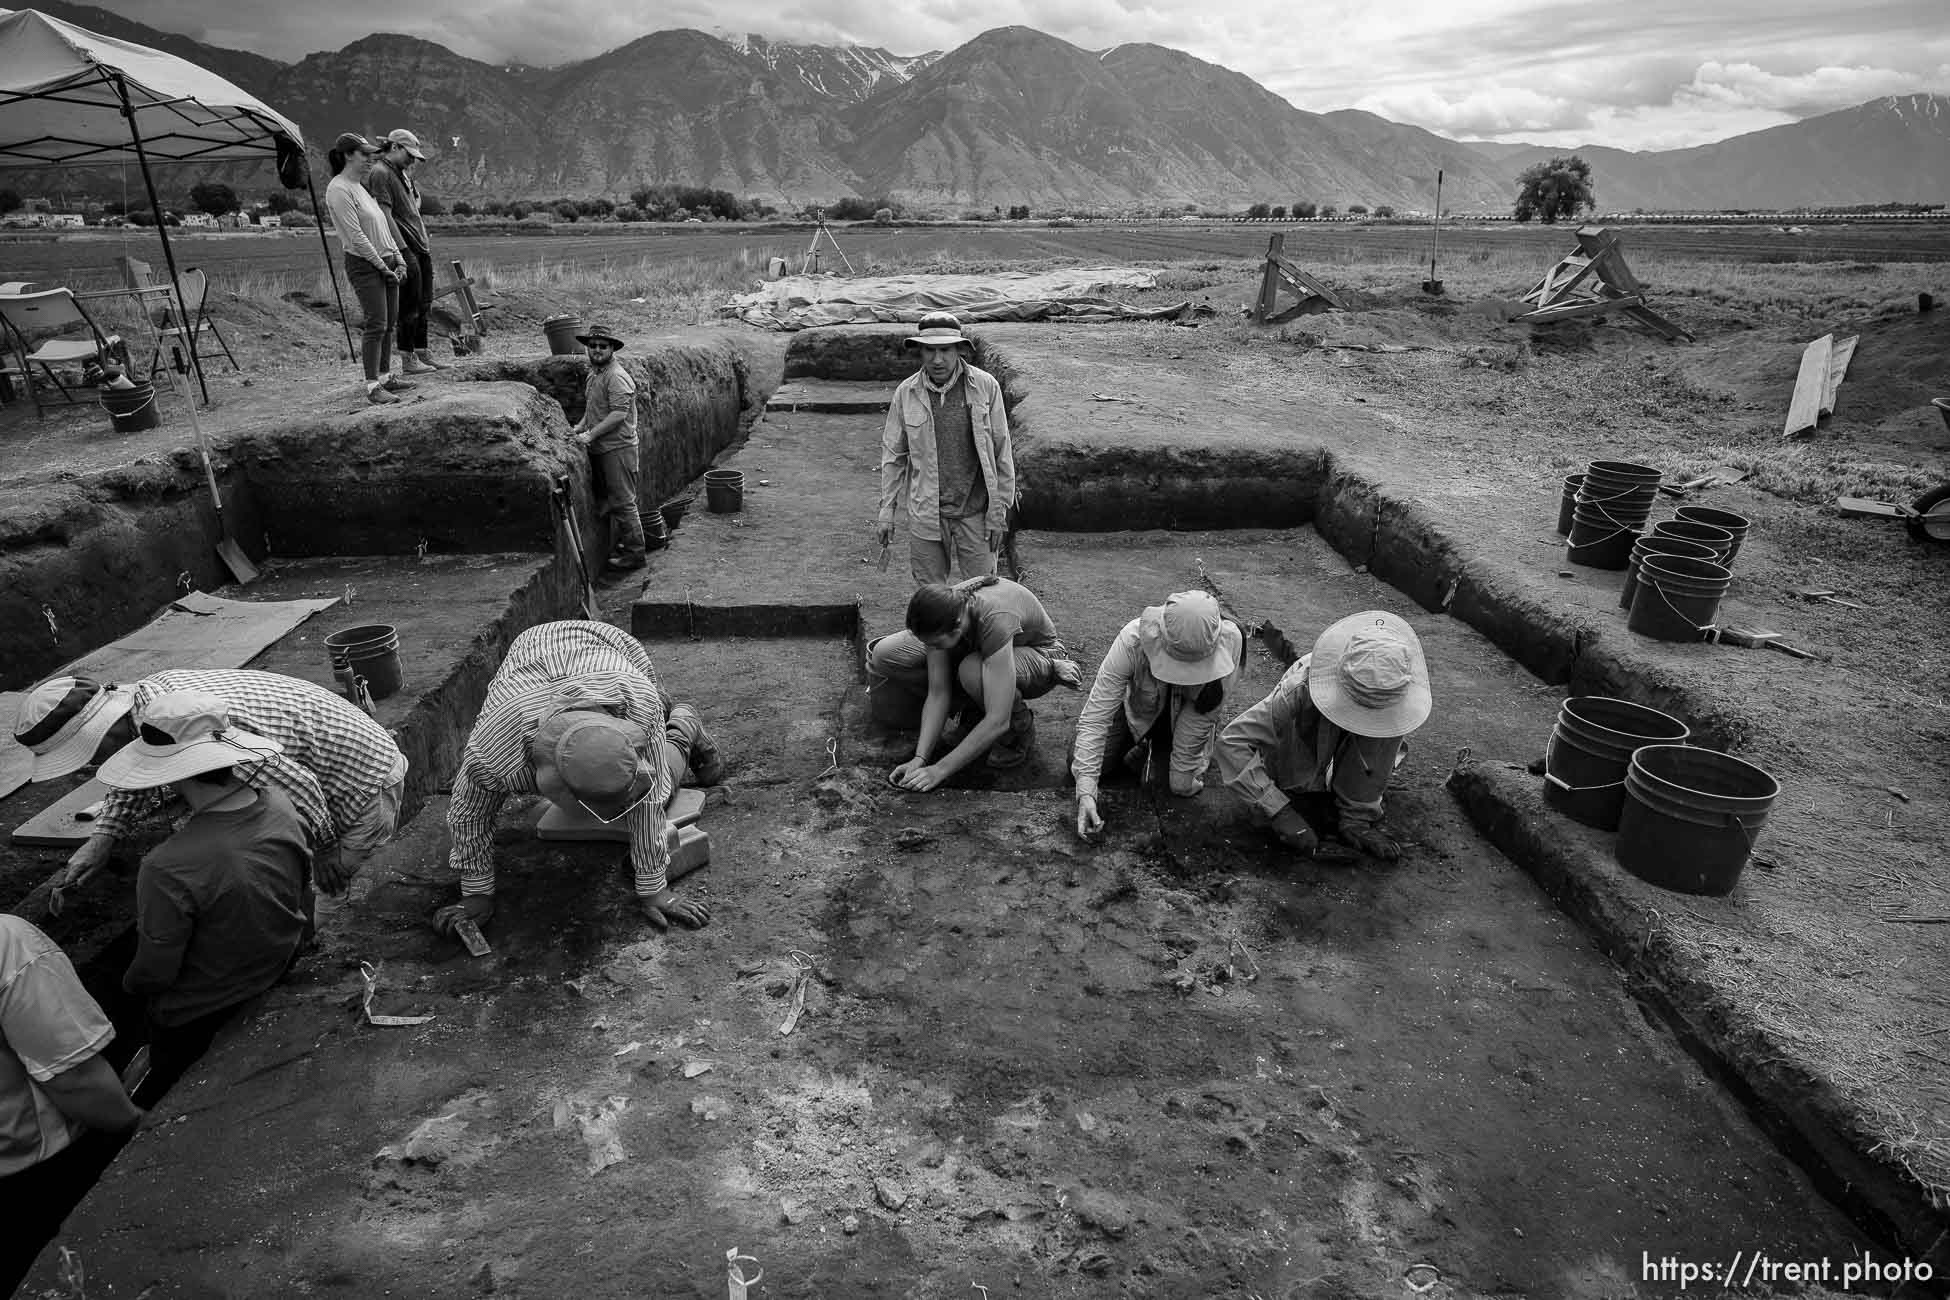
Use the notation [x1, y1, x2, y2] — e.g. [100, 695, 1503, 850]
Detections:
[1644, 578, 1721, 635]
[99, 389, 158, 419]
[1542, 733, 1625, 793]
[1568, 523, 1634, 551]
[1578, 481, 1652, 506]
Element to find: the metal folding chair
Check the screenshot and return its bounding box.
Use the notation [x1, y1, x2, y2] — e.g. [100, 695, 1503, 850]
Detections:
[124, 262, 238, 377]
[0, 287, 127, 417]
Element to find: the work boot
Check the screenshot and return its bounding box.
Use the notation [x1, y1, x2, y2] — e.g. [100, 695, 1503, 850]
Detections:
[415, 348, 449, 371]
[987, 701, 1037, 770]
[366, 383, 399, 405]
[401, 355, 439, 375]
[666, 703, 723, 786]
[382, 373, 415, 393]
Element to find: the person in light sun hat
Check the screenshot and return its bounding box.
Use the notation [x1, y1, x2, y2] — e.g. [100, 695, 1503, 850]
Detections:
[1069, 590, 1245, 839]
[94, 690, 316, 1106]
[1216, 610, 1432, 861]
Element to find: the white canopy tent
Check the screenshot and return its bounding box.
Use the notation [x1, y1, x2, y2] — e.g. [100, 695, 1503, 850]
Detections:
[0, 8, 352, 395]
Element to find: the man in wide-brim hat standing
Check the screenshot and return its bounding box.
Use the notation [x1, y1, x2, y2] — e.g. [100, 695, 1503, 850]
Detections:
[1216, 610, 1433, 860]
[876, 311, 1016, 586]
[569, 323, 645, 574]
[96, 690, 315, 1103]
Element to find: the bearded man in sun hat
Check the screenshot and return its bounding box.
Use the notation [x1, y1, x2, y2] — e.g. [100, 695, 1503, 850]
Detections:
[1216, 610, 1432, 861]
[94, 690, 315, 1105]
[567, 323, 645, 574]
[876, 310, 1016, 586]
[1069, 590, 1245, 839]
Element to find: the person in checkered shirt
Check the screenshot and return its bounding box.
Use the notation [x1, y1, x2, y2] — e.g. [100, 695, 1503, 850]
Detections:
[14, 669, 408, 909]
[435, 620, 722, 938]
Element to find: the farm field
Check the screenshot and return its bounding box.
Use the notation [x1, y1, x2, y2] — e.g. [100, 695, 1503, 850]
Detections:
[1, 218, 1945, 297]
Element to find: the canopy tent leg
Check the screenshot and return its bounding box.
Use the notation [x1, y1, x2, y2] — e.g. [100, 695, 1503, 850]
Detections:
[113, 71, 207, 404]
[305, 170, 356, 360]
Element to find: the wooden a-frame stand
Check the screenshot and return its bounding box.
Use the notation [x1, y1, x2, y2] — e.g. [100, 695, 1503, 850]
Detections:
[1515, 226, 1691, 341]
[1251, 233, 1347, 323]
[428, 259, 493, 354]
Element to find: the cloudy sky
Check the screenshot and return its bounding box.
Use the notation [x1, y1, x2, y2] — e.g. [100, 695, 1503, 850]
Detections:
[98, 0, 1950, 151]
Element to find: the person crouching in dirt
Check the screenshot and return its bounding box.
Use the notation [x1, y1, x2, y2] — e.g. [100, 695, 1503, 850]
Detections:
[94, 691, 318, 1106]
[1071, 590, 1243, 839]
[568, 324, 646, 575]
[869, 576, 1081, 787]
[1215, 611, 1431, 860]
[434, 621, 722, 939]
[875, 312, 1016, 585]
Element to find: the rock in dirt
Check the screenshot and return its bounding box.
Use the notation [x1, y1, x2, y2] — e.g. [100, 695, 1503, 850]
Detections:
[781, 1197, 811, 1225]
[893, 827, 934, 851]
[1070, 1188, 1133, 1238]
[841, 1214, 860, 1235]
[874, 1176, 909, 1211]
[576, 1096, 631, 1175]
[691, 1095, 725, 1121]
[373, 1112, 471, 1169]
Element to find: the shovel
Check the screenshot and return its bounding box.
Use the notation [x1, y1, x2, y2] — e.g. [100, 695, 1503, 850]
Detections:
[166, 344, 258, 584]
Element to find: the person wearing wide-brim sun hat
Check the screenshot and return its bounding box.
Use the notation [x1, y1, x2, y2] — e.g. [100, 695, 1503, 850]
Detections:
[1216, 610, 1432, 860]
[94, 690, 315, 1105]
[875, 310, 1016, 587]
[1069, 590, 1246, 839]
[566, 324, 645, 574]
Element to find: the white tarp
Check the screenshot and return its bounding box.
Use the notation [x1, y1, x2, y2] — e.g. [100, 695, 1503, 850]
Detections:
[0, 8, 304, 166]
[723, 266, 1193, 331]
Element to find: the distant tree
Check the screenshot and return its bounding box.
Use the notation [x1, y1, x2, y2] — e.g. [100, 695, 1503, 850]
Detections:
[874, 207, 894, 225]
[507, 200, 530, 219]
[481, 199, 506, 217]
[1348, 204, 1368, 215]
[553, 201, 579, 222]
[188, 181, 238, 217]
[0, 188, 19, 214]
[419, 194, 447, 217]
[451, 200, 474, 217]
[102, 199, 125, 216]
[1513, 154, 1593, 224]
[1270, 204, 1287, 219]
[614, 205, 641, 222]
[127, 208, 156, 226]
[262, 191, 295, 214]
[1374, 204, 1395, 218]
[281, 210, 314, 228]
[1319, 204, 1338, 219]
[1292, 201, 1317, 219]
[1246, 201, 1271, 219]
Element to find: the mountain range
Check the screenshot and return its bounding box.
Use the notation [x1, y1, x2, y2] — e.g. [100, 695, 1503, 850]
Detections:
[19, 1, 1950, 212]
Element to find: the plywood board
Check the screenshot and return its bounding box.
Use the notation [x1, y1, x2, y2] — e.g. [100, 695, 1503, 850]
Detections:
[10, 778, 111, 847]
[1783, 334, 1833, 437]
[1819, 334, 1857, 417]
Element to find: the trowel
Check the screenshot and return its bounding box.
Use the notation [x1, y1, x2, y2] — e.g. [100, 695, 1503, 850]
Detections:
[166, 344, 258, 584]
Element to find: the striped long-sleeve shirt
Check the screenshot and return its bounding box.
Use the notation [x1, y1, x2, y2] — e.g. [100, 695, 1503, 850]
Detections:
[94, 669, 402, 847]
[448, 621, 673, 898]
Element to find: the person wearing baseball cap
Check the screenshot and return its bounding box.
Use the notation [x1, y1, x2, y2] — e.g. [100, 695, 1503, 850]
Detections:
[324, 130, 412, 404]
[96, 690, 315, 1103]
[1216, 611, 1432, 861]
[876, 311, 1016, 586]
[1070, 590, 1244, 838]
[436, 621, 722, 942]
[567, 324, 645, 574]
[368, 128, 445, 376]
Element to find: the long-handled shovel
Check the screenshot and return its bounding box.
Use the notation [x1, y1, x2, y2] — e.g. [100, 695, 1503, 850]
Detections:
[165, 343, 258, 584]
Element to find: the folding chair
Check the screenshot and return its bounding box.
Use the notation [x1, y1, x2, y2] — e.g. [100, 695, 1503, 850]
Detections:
[126, 262, 238, 377]
[0, 287, 126, 417]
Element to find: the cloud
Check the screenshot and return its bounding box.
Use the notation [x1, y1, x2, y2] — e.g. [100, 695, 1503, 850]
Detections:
[81, 0, 1950, 150]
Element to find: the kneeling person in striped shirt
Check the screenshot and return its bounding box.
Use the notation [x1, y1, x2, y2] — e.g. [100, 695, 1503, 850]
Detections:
[435, 620, 722, 939]
[14, 669, 409, 910]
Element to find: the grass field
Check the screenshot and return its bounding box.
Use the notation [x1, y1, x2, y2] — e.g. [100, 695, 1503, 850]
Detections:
[1, 218, 1944, 301]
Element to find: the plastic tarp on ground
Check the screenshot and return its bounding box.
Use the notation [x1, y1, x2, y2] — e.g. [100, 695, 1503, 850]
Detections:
[723, 267, 1193, 331]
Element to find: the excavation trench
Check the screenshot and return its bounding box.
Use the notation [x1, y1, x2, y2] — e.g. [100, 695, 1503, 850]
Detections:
[2, 326, 1924, 1294]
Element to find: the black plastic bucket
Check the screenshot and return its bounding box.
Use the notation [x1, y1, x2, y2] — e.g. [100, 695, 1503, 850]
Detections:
[1556, 474, 1585, 536]
[1650, 519, 1734, 564]
[1619, 535, 1718, 611]
[1543, 696, 1692, 830]
[640, 506, 670, 551]
[325, 623, 404, 700]
[1627, 554, 1732, 642]
[100, 380, 161, 433]
[1673, 506, 1752, 564]
[1566, 500, 1640, 570]
[704, 468, 745, 514]
[1617, 744, 1779, 895]
[543, 314, 585, 357]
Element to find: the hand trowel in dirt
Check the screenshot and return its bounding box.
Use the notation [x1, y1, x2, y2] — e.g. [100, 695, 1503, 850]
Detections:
[166, 345, 258, 584]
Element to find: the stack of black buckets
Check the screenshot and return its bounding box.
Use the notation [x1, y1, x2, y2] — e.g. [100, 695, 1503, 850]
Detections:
[1546, 460, 1780, 897]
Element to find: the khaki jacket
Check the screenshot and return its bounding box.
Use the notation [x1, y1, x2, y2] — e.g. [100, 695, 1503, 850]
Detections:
[877, 363, 1015, 542]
